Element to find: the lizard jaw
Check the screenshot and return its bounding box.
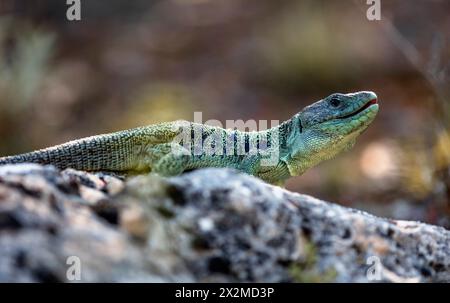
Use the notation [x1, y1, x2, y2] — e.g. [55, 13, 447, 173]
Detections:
[336, 98, 378, 120]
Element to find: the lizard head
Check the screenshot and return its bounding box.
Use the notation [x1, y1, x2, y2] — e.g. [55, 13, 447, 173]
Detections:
[282, 91, 379, 176]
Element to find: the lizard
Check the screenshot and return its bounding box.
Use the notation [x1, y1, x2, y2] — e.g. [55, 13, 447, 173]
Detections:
[0, 91, 379, 186]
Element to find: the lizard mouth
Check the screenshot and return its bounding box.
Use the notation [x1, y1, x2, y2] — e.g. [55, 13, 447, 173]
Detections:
[336, 98, 378, 119]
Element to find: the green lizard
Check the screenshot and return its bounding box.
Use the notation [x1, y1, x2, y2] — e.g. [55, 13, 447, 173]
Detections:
[0, 91, 378, 185]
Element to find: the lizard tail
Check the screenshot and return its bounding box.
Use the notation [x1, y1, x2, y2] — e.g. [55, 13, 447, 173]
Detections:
[0, 154, 40, 165]
[0, 149, 70, 168]
[0, 134, 136, 171]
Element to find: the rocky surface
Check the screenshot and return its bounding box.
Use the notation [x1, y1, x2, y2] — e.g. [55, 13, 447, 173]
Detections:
[0, 164, 449, 282]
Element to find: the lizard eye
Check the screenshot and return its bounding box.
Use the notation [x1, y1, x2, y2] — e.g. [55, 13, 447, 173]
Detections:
[329, 97, 341, 107]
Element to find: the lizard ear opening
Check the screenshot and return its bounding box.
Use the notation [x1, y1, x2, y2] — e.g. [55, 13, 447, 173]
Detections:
[298, 118, 303, 133]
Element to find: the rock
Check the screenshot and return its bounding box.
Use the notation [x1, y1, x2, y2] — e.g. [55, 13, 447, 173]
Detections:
[0, 164, 448, 282]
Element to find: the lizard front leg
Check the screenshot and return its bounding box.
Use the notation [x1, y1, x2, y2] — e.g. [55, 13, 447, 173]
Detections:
[240, 155, 282, 186]
[151, 143, 191, 177]
[247, 158, 288, 187]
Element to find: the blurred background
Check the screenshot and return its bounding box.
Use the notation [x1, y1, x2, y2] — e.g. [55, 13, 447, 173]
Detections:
[0, 0, 449, 227]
